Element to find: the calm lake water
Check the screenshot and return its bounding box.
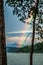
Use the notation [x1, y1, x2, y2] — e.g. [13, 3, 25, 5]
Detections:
[7, 53, 43, 65]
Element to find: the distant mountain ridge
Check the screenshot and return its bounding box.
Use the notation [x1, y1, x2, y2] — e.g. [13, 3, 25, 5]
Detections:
[6, 43, 25, 48]
[6, 43, 19, 47]
[6, 42, 43, 53]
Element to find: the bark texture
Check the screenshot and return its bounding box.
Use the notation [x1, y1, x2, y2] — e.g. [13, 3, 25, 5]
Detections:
[0, 0, 7, 65]
[30, 0, 39, 65]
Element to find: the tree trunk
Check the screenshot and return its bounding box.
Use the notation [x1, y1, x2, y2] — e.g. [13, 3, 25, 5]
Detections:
[30, 0, 39, 65]
[0, 0, 7, 65]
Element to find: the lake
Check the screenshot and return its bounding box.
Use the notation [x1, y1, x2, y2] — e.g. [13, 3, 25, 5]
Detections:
[7, 53, 43, 65]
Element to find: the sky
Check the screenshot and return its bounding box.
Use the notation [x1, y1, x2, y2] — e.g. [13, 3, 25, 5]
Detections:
[4, 0, 33, 33]
[4, 0, 41, 47]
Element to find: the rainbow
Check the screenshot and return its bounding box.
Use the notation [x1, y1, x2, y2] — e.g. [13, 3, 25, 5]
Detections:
[18, 14, 33, 48]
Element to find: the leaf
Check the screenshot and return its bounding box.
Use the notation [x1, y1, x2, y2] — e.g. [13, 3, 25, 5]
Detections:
[13, 10, 15, 15]
[18, 13, 21, 17]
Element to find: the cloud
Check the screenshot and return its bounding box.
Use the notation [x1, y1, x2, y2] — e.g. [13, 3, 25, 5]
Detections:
[6, 30, 32, 34]
[6, 36, 32, 45]
[6, 36, 28, 42]
[6, 30, 41, 45]
[6, 30, 38, 35]
[6, 35, 43, 45]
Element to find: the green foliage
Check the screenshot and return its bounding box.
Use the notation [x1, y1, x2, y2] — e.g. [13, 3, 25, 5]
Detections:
[34, 42, 43, 53]
[5, 0, 36, 23]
